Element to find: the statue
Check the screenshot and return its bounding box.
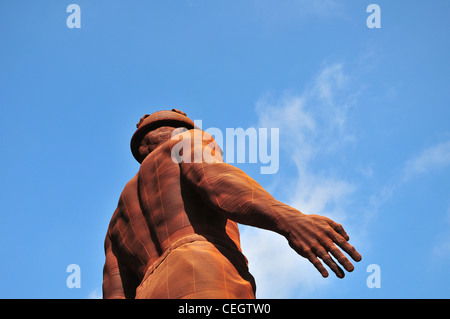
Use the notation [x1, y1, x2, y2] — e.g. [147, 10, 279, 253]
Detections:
[102, 109, 362, 299]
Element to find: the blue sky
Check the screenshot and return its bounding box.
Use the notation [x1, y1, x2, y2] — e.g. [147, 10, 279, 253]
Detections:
[1, 1, 449, 298]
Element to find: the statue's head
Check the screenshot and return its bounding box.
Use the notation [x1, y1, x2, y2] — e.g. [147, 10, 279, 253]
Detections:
[130, 109, 195, 163]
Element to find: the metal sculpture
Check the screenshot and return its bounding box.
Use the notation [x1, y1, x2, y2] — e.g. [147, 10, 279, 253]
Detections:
[103, 109, 361, 299]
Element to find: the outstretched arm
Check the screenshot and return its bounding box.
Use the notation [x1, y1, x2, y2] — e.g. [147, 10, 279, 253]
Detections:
[175, 130, 361, 278]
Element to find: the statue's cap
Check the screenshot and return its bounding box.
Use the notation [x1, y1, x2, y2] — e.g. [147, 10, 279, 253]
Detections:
[130, 109, 195, 163]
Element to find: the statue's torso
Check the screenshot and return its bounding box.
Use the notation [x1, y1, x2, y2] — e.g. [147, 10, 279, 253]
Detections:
[107, 139, 244, 281]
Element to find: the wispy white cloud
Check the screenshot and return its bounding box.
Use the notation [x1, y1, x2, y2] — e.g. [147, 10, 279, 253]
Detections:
[356, 164, 374, 178]
[87, 287, 102, 299]
[240, 226, 326, 298]
[432, 205, 450, 261]
[369, 140, 450, 210]
[242, 62, 450, 299]
[255, 63, 358, 172]
[241, 62, 360, 298]
[360, 139, 450, 267]
[402, 140, 450, 182]
[255, 63, 358, 217]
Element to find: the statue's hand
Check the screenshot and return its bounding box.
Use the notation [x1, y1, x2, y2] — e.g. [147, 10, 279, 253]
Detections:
[284, 213, 362, 278]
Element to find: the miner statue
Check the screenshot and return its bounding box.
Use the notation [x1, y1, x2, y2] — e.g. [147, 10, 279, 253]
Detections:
[103, 109, 362, 299]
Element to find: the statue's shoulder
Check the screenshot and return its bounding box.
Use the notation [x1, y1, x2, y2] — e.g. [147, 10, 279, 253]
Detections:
[168, 128, 217, 147]
[166, 128, 197, 144]
[106, 174, 139, 232]
[121, 173, 139, 197]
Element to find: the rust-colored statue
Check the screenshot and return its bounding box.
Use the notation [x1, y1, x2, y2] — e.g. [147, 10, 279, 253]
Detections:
[103, 109, 361, 299]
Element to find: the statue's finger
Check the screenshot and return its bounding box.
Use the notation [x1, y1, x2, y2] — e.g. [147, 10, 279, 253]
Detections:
[327, 244, 354, 272]
[305, 250, 329, 278]
[326, 228, 362, 262]
[329, 221, 349, 241]
[312, 246, 345, 278]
